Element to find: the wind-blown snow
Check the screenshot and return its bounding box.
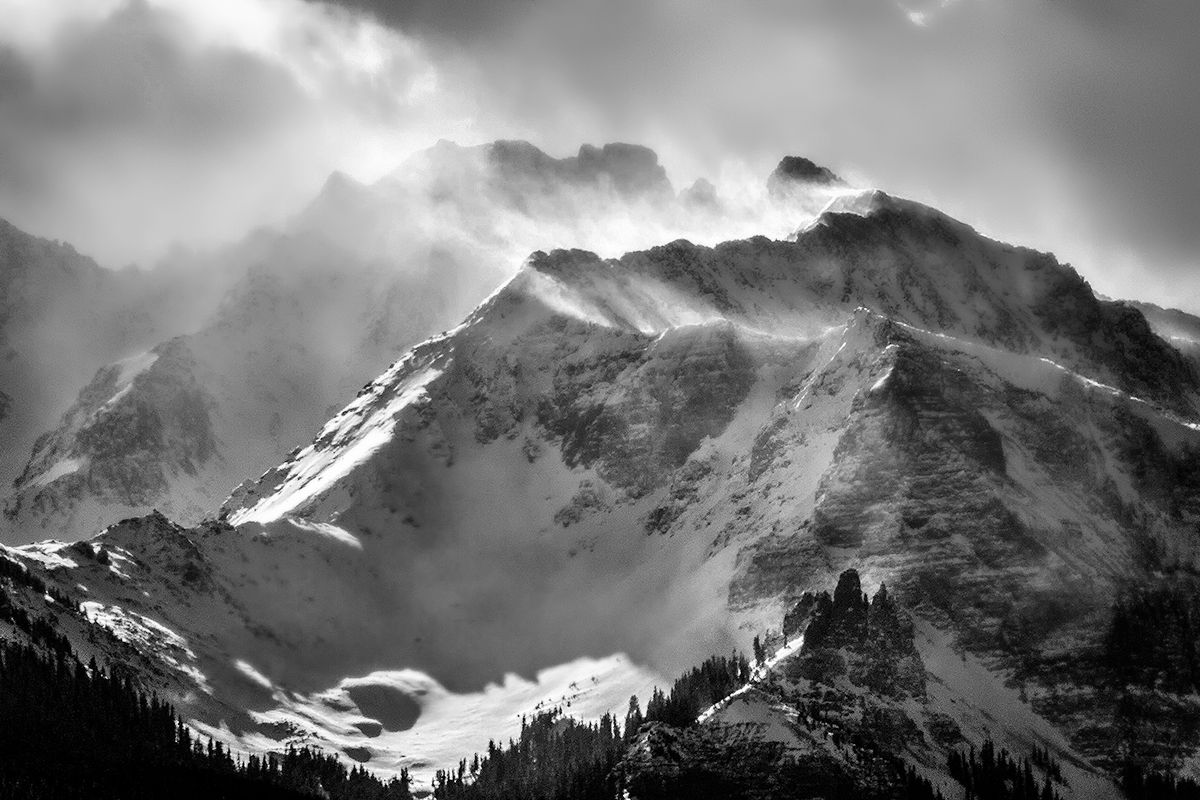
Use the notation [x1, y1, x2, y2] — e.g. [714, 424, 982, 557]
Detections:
[113, 350, 158, 388]
[519, 269, 621, 330]
[806, 188, 917, 229]
[102, 350, 159, 409]
[282, 519, 363, 549]
[235, 660, 275, 690]
[28, 457, 85, 489]
[518, 264, 742, 335]
[10, 184, 1187, 796]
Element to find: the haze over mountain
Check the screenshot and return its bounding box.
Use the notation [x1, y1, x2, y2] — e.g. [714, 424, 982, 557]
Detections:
[5, 171, 1200, 794]
[3, 0, 1200, 797]
[3, 0, 1197, 315]
[0, 139, 840, 544]
[0, 221, 250, 488]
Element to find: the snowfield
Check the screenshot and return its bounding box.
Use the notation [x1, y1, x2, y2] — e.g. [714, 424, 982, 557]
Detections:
[222, 653, 664, 789]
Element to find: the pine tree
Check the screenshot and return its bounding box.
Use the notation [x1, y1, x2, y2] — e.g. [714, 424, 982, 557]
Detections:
[624, 695, 643, 742]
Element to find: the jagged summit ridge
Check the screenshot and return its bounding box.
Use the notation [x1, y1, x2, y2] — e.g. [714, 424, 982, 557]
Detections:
[383, 139, 674, 205]
[225, 188, 1200, 540]
[487, 140, 673, 199]
[6, 137, 719, 543]
[514, 193, 1196, 411]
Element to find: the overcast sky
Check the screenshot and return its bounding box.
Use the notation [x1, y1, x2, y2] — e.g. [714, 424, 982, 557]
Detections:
[0, 0, 1197, 311]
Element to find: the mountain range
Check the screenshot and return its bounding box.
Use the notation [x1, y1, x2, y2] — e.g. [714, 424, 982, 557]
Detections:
[2, 139, 799, 543]
[2, 144, 1199, 797]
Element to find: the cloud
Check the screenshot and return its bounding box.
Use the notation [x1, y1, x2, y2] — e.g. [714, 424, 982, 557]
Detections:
[1031, 0, 1200, 305]
[0, 0, 459, 266]
[1, 0, 1198, 313]
[315, 0, 1200, 312]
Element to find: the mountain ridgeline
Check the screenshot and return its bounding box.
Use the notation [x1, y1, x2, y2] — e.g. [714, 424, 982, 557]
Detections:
[0, 139, 708, 544]
[4, 152, 1200, 796]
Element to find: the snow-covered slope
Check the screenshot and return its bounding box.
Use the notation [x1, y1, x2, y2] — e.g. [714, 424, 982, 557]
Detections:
[7, 185, 1200, 789]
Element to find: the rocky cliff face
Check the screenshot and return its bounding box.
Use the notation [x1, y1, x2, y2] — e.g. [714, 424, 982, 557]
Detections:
[784, 570, 927, 699]
[4, 340, 218, 537]
[485, 140, 674, 201]
[767, 155, 845, 198]
[0, 218, 233, 490]
[4, 185, 1197, 791]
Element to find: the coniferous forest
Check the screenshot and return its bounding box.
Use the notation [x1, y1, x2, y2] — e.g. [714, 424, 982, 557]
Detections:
[430, 650, 946, 800]
[0, 581, 411, 800]
[1120, 764, 1200, 800]
[0, 638, 415, 800]
[945, 740, 1062, 800]
[6, 563, 1192, 800]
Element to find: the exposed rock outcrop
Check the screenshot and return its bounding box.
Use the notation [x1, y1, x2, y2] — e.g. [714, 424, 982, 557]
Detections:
[768, 155, 845, 196]
[785, 570, 927, 698]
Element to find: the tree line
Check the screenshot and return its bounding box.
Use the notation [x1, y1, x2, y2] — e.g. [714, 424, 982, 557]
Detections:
[428, 650, 948, 800]
[946, 740, 1062, 800]
[0, 580, 412, 800]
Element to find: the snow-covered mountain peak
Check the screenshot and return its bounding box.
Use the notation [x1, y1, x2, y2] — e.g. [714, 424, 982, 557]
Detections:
[219, 184, 1200, 550]
[14, 168, 1200, 792]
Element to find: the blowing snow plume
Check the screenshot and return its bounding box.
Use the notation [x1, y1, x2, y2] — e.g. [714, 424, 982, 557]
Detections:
[0, 136, 848, 544]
